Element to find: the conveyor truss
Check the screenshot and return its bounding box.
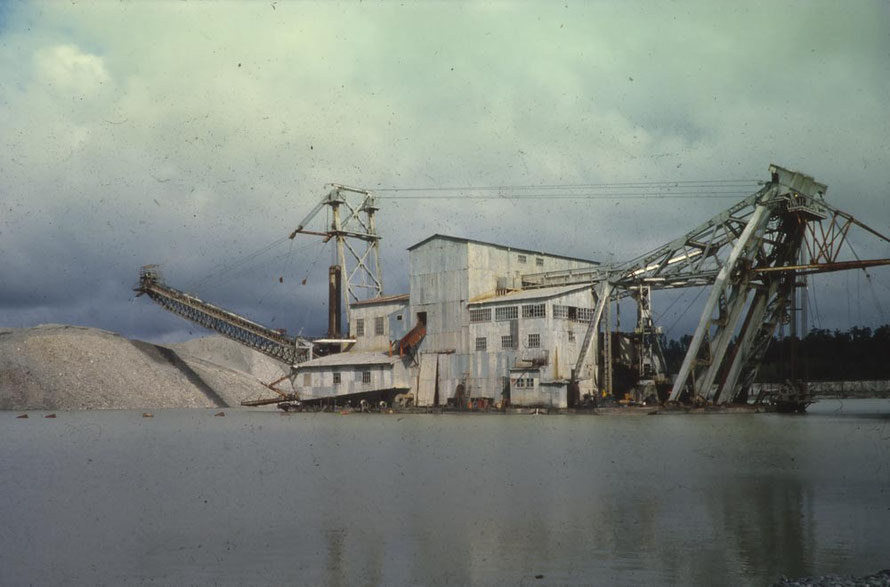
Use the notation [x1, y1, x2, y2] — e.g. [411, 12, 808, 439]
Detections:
[135, 266, 313, 366]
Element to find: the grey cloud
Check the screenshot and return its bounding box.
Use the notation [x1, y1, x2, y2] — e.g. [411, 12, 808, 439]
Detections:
[1, 1, 888, 341]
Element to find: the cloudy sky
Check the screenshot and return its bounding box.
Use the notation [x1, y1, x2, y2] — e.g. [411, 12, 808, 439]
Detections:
[1, 1, 888, 343]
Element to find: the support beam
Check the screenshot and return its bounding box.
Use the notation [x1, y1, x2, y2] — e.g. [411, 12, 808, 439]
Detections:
[669, 202, 772, 402]
[573, 281, 612, 387]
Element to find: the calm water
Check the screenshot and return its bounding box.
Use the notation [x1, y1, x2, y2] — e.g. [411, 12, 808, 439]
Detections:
[2, 400, 889, 586]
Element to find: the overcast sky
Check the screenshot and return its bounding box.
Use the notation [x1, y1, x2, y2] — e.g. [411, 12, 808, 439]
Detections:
[1, 1, 888, 343]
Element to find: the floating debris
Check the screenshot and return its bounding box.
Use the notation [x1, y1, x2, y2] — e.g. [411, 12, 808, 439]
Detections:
[16, 414, 28, 419]
[142, 412, 154, 418]
[45, 414, 57, 419]
[214, 411, 225, 417]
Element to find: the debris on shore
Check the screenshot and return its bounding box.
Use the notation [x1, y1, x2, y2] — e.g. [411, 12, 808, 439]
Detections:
[773, 569, 890, 586]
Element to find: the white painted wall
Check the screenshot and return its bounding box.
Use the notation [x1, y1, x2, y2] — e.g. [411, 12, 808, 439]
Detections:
[297, 359, 410, 400]
[466, 288, 596, 403]
[349, 299, 409, 352]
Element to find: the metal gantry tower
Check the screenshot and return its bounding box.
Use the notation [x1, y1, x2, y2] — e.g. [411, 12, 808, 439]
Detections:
[289, 184, 384, 329]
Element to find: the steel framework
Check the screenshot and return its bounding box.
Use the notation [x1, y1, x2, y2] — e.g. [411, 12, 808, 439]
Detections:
[289, 184, 384, 326]
[524, 164, 890, 405]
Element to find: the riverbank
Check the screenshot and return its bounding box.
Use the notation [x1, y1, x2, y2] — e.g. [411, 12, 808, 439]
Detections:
[773, 569, 890, 586]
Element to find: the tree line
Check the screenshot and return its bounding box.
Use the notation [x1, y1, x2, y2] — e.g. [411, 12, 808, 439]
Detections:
[660, 324, 890, 382]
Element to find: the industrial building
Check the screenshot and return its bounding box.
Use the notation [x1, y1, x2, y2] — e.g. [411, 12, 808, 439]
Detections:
[295, 234, 599, 408]
[138, 165, 890, 412]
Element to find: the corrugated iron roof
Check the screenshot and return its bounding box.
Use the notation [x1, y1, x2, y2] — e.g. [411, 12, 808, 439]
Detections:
[468, 283, 592, 305]
[407, 234, 599, 265]
[296, 351, 399, 368]
[350, 293, 410, 307]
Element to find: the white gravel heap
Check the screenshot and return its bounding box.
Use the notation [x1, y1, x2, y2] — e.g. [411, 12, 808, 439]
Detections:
[0, 324, 293, 410]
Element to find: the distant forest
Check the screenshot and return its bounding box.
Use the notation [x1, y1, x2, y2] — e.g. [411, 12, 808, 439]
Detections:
[661, 325, 890, 382]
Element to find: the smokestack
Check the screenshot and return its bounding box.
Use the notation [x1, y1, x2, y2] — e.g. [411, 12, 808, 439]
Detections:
[328, 265, 342, 338]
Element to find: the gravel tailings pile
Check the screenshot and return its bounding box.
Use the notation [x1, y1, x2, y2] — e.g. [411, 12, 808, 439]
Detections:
[0, 325, 291, 410]
[168, 335, 290, 384]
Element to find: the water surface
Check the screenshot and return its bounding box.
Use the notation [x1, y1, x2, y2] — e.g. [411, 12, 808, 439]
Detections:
[2, 400, 888, 585]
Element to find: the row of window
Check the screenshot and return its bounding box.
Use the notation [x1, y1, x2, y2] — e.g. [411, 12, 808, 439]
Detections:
[354, 316, 386, 337]
[517, 254, 545, 267]
[513, 377, 535, 388]
[470, 304, 547, 323]
[304, 370, 371, 386]
[475, 334, 541, 351]
[471, 303, 594, 324]
[474, 330, 575, 351]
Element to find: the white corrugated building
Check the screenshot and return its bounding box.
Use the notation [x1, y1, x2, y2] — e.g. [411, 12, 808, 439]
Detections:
[294, 234, 599, 407]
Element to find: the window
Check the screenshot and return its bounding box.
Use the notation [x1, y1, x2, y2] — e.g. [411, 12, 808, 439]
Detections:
[568, 330, 575, 342]
[501, 335, 515, 349]
[522, 303, 546, 318]
[469, 308, 491, 323]
[362, 371, 371, 384]
[332, 372, 341, 385]
[303, 373, 311, 387]
[528, 333, 541, 348]
[375, 316, 385, 335]
[495, 306, 518, 321]
[475, 337, 487, 351]
[518, 254, 527, 264]
[355, 319, 365, 336]
[553, 305, 594, 323]
[514, 377, 525, 388]
[536, 258, 544, 267]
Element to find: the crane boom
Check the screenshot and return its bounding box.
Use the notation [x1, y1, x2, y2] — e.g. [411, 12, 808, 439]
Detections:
[522, 164, 890, 407]
[135, 266, 313, 365]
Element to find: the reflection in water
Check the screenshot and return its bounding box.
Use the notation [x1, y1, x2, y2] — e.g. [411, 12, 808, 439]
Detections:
[710, 478, 815, 582]
[325, 527, 347, 587]
[1, 403, 889, 586]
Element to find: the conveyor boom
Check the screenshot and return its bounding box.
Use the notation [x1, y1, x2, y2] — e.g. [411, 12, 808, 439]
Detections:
[135, 266, 312, 365]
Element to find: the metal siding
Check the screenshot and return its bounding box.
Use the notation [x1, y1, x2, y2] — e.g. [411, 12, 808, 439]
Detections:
[402, 235, 601, 403]
[350, 300, 409, 352]
[416, 354, 437, 406]
[388, 306, 410, 342]
[297, 364, 394, 399]
[437, 353, 462, 401]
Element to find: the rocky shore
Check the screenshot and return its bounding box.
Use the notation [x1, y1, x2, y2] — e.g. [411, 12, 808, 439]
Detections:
[774, 570, 890, 586]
